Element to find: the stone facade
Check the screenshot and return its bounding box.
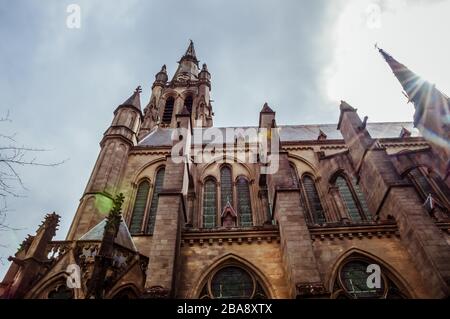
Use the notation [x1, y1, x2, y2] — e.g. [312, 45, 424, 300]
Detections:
[1, 42, 449, 299]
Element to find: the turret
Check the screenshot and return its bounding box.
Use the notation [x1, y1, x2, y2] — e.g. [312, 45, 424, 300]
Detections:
[140, 66, 168, 139]
[1, 213, 60, 298]
[196, 63, 213, 127]
[67, 87, 142, 240]
[152, 41, 214, 129]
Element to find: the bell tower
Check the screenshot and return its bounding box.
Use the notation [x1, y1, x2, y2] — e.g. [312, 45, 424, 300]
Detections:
[139, 40, 213, 139]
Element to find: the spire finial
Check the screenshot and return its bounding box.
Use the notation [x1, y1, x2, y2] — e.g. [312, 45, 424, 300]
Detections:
[181, 39, 198, 62]
[120, 87, 142, 110]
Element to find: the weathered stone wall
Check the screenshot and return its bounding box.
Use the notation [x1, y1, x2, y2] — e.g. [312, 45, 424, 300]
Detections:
[177, 239, 289, 298]
[311, 236, 429, 298]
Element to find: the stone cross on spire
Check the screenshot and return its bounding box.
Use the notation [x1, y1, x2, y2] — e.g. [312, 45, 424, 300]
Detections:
[135, 85, 142, 94]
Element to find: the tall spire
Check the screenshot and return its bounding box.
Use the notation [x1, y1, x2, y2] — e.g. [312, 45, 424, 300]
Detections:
[378, 46, 450, 178]
[377, 47, 450, 124]
[172, 40, 200, 82]
[378, 47, 428, 106]
[180, 39, 198, 64]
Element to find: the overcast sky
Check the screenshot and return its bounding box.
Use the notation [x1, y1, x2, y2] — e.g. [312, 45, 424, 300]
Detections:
[1, 0, 449, 277]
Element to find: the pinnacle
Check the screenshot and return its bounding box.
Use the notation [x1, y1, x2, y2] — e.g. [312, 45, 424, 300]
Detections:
[261, 102, 275, 113]
[340, 100, 356, 112]
[121, 86, 142, 110]
[185, 40, 197, 58]
[180, 39, 199, 63]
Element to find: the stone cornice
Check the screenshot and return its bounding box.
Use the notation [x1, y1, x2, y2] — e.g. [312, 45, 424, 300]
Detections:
[318, 149, 349, 161]
[319, 145, 348, 150]
[181, 227, 280, 246]
[281, 146, 315, 151]
[382, 142, 429, 149]
[308, 222, 400, 241]
[129, 149, 171, 156]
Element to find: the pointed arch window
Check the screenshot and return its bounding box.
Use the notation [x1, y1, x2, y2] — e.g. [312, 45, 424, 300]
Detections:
[203, 179, 217, 229]
[220, 166, 233, 211]
[408, 166, 450, 212]
[302, 175, 326, 224]
[129, 180, 150, 234]
[162, 97, 174, 124]
[409, 167, 438, 199]
[185, 95, 193, 114]
[332, 256, 407, 299]
[198, 265, 268, 299]
[354, 180, 371, 218]
[146, 168, 165, 234]
[335, 175, 370, 222]
[236, 177, 253, 227]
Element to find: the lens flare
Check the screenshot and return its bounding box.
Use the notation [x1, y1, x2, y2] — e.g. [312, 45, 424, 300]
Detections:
[94, 194, 114, 215]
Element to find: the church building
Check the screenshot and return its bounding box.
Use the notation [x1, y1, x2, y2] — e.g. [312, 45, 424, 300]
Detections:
[1, 42, 449, 299]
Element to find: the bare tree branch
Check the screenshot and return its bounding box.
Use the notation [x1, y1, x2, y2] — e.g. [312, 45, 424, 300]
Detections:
[0, 111, 65, 255]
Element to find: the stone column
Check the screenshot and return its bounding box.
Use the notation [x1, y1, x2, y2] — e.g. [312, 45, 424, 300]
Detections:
[267, 152, 329, 298]
[144, 156, 185, 298]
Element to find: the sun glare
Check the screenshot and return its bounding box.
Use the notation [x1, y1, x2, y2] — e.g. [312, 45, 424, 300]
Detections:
[325, 0, 450, 122]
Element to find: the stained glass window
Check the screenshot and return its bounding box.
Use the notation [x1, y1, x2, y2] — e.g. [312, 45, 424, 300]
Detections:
[302, 176, 326, 224]
[198, 265, 268, 299]
[237, 177, 253, 227]
[203, 179, 217, 229]
[220, 166, 233, 211]
[340, 260, 385, 299]
[211, 267, 254, 299]
[408, 168, 450, 214]
[146, 168, 165, 234]
[185, 96, 193, 114]
[335, 176, 362, 222]
[162, 97, 174, 124]
[353, 179, 371, 218]
[409, 168, 436, 199]
[431, 172, 450, 199]
[129, 181, 150, 234]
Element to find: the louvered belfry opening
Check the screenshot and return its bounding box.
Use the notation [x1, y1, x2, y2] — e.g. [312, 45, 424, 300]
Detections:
[162, 97, 175, 124]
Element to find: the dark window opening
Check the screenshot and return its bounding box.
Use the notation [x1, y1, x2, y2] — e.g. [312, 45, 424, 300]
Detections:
[162, 97, 175, 124]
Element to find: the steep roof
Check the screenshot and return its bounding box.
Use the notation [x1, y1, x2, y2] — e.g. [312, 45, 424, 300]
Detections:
[79, 218, 137, 252]
[120, 86, 142, 111]
[260, 102, 275, 113]
[181, 40, 198, 63]
[137, 122, 421, 147]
